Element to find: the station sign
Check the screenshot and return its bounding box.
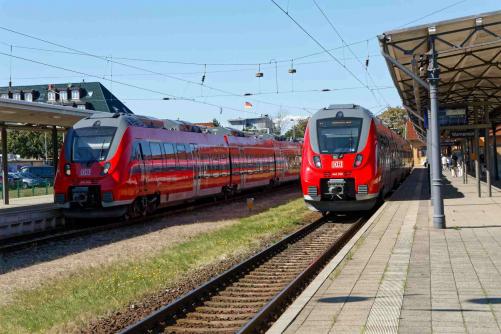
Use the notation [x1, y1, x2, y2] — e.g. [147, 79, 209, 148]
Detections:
[449, 130, 475, 138]
[448, 129, 485, 138]
[438, 108, 467, 126]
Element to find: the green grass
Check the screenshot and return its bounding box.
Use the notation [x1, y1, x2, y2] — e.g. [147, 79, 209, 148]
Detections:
[0, 198, 310, 333]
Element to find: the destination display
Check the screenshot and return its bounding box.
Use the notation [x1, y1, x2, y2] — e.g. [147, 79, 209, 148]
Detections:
[438, 108, 467, 126]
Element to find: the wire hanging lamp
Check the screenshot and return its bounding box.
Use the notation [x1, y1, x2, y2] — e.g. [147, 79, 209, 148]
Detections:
[255, 64, 263, 78]
[288, 59, 296, 74]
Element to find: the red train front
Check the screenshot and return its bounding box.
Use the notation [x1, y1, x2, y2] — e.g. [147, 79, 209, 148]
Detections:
[301, 104, 412, 212]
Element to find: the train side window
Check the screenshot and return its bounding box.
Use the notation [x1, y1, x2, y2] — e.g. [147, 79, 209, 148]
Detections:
[163, 143, 176, 170]
[176, 144, 188, 169]
[140, 142, 151, 160]
[150, 142, 162, 160]
[131, 142, 142, 161]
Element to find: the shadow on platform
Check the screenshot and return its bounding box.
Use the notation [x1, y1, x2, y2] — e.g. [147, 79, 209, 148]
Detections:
[467, 297, 501, 304]
[318, 296, 371, 303]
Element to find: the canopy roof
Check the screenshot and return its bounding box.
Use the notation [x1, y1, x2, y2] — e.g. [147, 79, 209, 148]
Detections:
[0, 98, 95, 129]
[379, 10, 501, 137]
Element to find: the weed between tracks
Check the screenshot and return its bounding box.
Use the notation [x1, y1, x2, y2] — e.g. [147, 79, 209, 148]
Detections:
[0, 198, 310, 333]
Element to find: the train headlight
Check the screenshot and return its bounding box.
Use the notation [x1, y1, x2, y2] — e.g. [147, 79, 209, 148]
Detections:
[313, 156, 322, 168]
[354, 154, 363, 167]
[64, 163, 71, 176]
[102, 162, 111, 175]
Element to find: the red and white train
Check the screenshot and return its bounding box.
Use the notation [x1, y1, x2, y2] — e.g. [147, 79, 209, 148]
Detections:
[54, 113, 301, 219]
[301, 104, 412, 212]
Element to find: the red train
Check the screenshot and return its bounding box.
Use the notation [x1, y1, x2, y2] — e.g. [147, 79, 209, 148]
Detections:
[54, 113, 301, 219]
[301, 104, 412, 212]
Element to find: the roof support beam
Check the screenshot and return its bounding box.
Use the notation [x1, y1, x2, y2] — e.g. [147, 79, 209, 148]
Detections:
[404, 105, 425, 122]
[381, 52, 430, 91]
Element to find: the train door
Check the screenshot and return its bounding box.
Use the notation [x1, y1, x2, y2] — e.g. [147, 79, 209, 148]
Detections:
[134, 142, 147, 193]
[239, 148, 246, 189]
[190, 143, 201, 196]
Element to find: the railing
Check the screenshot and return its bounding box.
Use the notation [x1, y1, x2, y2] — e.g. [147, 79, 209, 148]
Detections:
[0, 180, 54, 199]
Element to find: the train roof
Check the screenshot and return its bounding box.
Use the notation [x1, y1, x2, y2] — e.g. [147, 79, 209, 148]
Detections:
[74, 113, 300, 148]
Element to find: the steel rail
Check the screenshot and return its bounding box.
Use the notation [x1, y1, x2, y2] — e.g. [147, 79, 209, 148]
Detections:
[119, 214, 366, 334]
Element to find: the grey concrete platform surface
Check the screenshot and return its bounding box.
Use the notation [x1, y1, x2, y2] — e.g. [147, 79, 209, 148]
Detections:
[269, 168, 501, 334]
[0, 194, 53, 212]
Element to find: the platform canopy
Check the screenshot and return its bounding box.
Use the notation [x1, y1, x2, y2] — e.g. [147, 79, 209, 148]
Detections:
[0, 98, 95, 129]
[379, 10, 501, 138]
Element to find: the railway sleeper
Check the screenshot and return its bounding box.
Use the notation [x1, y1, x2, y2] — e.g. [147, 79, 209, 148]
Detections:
[203, 300, 266, 308]
[186, 312, 256, 321]
[211, 295, 271, 303]
[165, 325, 241, 334]
[224, 286, 282, 294]
[195, 306, 259, 314]
[218, 290, 278, 298]
[238, 277, 292, 284]
[175, 318, 248, 328]
[232, 281, 286, 288]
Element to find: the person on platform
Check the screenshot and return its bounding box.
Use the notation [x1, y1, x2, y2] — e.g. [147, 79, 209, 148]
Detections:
[441, 155, 448, 172]
[451, 154, 458, 177]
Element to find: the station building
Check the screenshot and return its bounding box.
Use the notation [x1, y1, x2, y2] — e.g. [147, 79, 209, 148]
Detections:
[0, 81, 132, 114]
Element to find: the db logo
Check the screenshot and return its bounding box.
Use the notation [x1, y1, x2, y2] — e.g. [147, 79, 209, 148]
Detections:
[331, 161, 343, 169]
[80, 168, 91, 176]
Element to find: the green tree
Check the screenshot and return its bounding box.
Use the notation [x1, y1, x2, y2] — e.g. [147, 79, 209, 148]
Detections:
[378, 106, 407, 135]
[284, 118, 309, 139]
[1, 129, 63, 160]
[212, 118, 220, 127]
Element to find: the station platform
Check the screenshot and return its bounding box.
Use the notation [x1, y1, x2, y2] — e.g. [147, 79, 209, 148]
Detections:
[0, 195, 62, 240]
[0, 194, 54, 212]
[269, 168, 501, 334]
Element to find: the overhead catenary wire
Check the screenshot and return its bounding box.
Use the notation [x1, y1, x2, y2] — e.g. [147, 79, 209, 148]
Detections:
[0, 0, 470, 70]
[0, 26, 317, 113]
[311, 0, 390, 107]
[269, 0, 383, 108]
[0, 51, 262, 116]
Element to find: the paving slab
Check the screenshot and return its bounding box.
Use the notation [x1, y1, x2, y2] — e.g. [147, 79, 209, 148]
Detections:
[268, 168, 501, 334]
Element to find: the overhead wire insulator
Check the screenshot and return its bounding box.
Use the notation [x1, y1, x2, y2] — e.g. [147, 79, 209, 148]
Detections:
[201, 64, 206, 84]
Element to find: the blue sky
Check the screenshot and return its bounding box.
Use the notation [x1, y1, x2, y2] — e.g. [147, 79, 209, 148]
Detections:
[0, 0, 498, 127]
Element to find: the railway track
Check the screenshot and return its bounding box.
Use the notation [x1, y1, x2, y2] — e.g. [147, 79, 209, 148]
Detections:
[119, 213, 367, 334]
[0, 183, 298, 253]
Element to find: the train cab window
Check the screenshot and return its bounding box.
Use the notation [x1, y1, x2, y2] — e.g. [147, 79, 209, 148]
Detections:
[317, 118, 362, 154]
[176, 144, 188, 168]
[71, 126, 116, 162]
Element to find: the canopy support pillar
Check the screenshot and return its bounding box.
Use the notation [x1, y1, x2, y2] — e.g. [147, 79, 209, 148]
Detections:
[428, 36, 445, 229]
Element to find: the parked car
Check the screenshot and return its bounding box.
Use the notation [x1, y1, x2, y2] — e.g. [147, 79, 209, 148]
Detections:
[15, 172, 47, 188]
[19, 166, 55, 182]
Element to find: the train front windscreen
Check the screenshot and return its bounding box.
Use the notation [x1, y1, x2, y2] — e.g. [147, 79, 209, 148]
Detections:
[316, 117, 362, 154]
[70, 126, 117, 162]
